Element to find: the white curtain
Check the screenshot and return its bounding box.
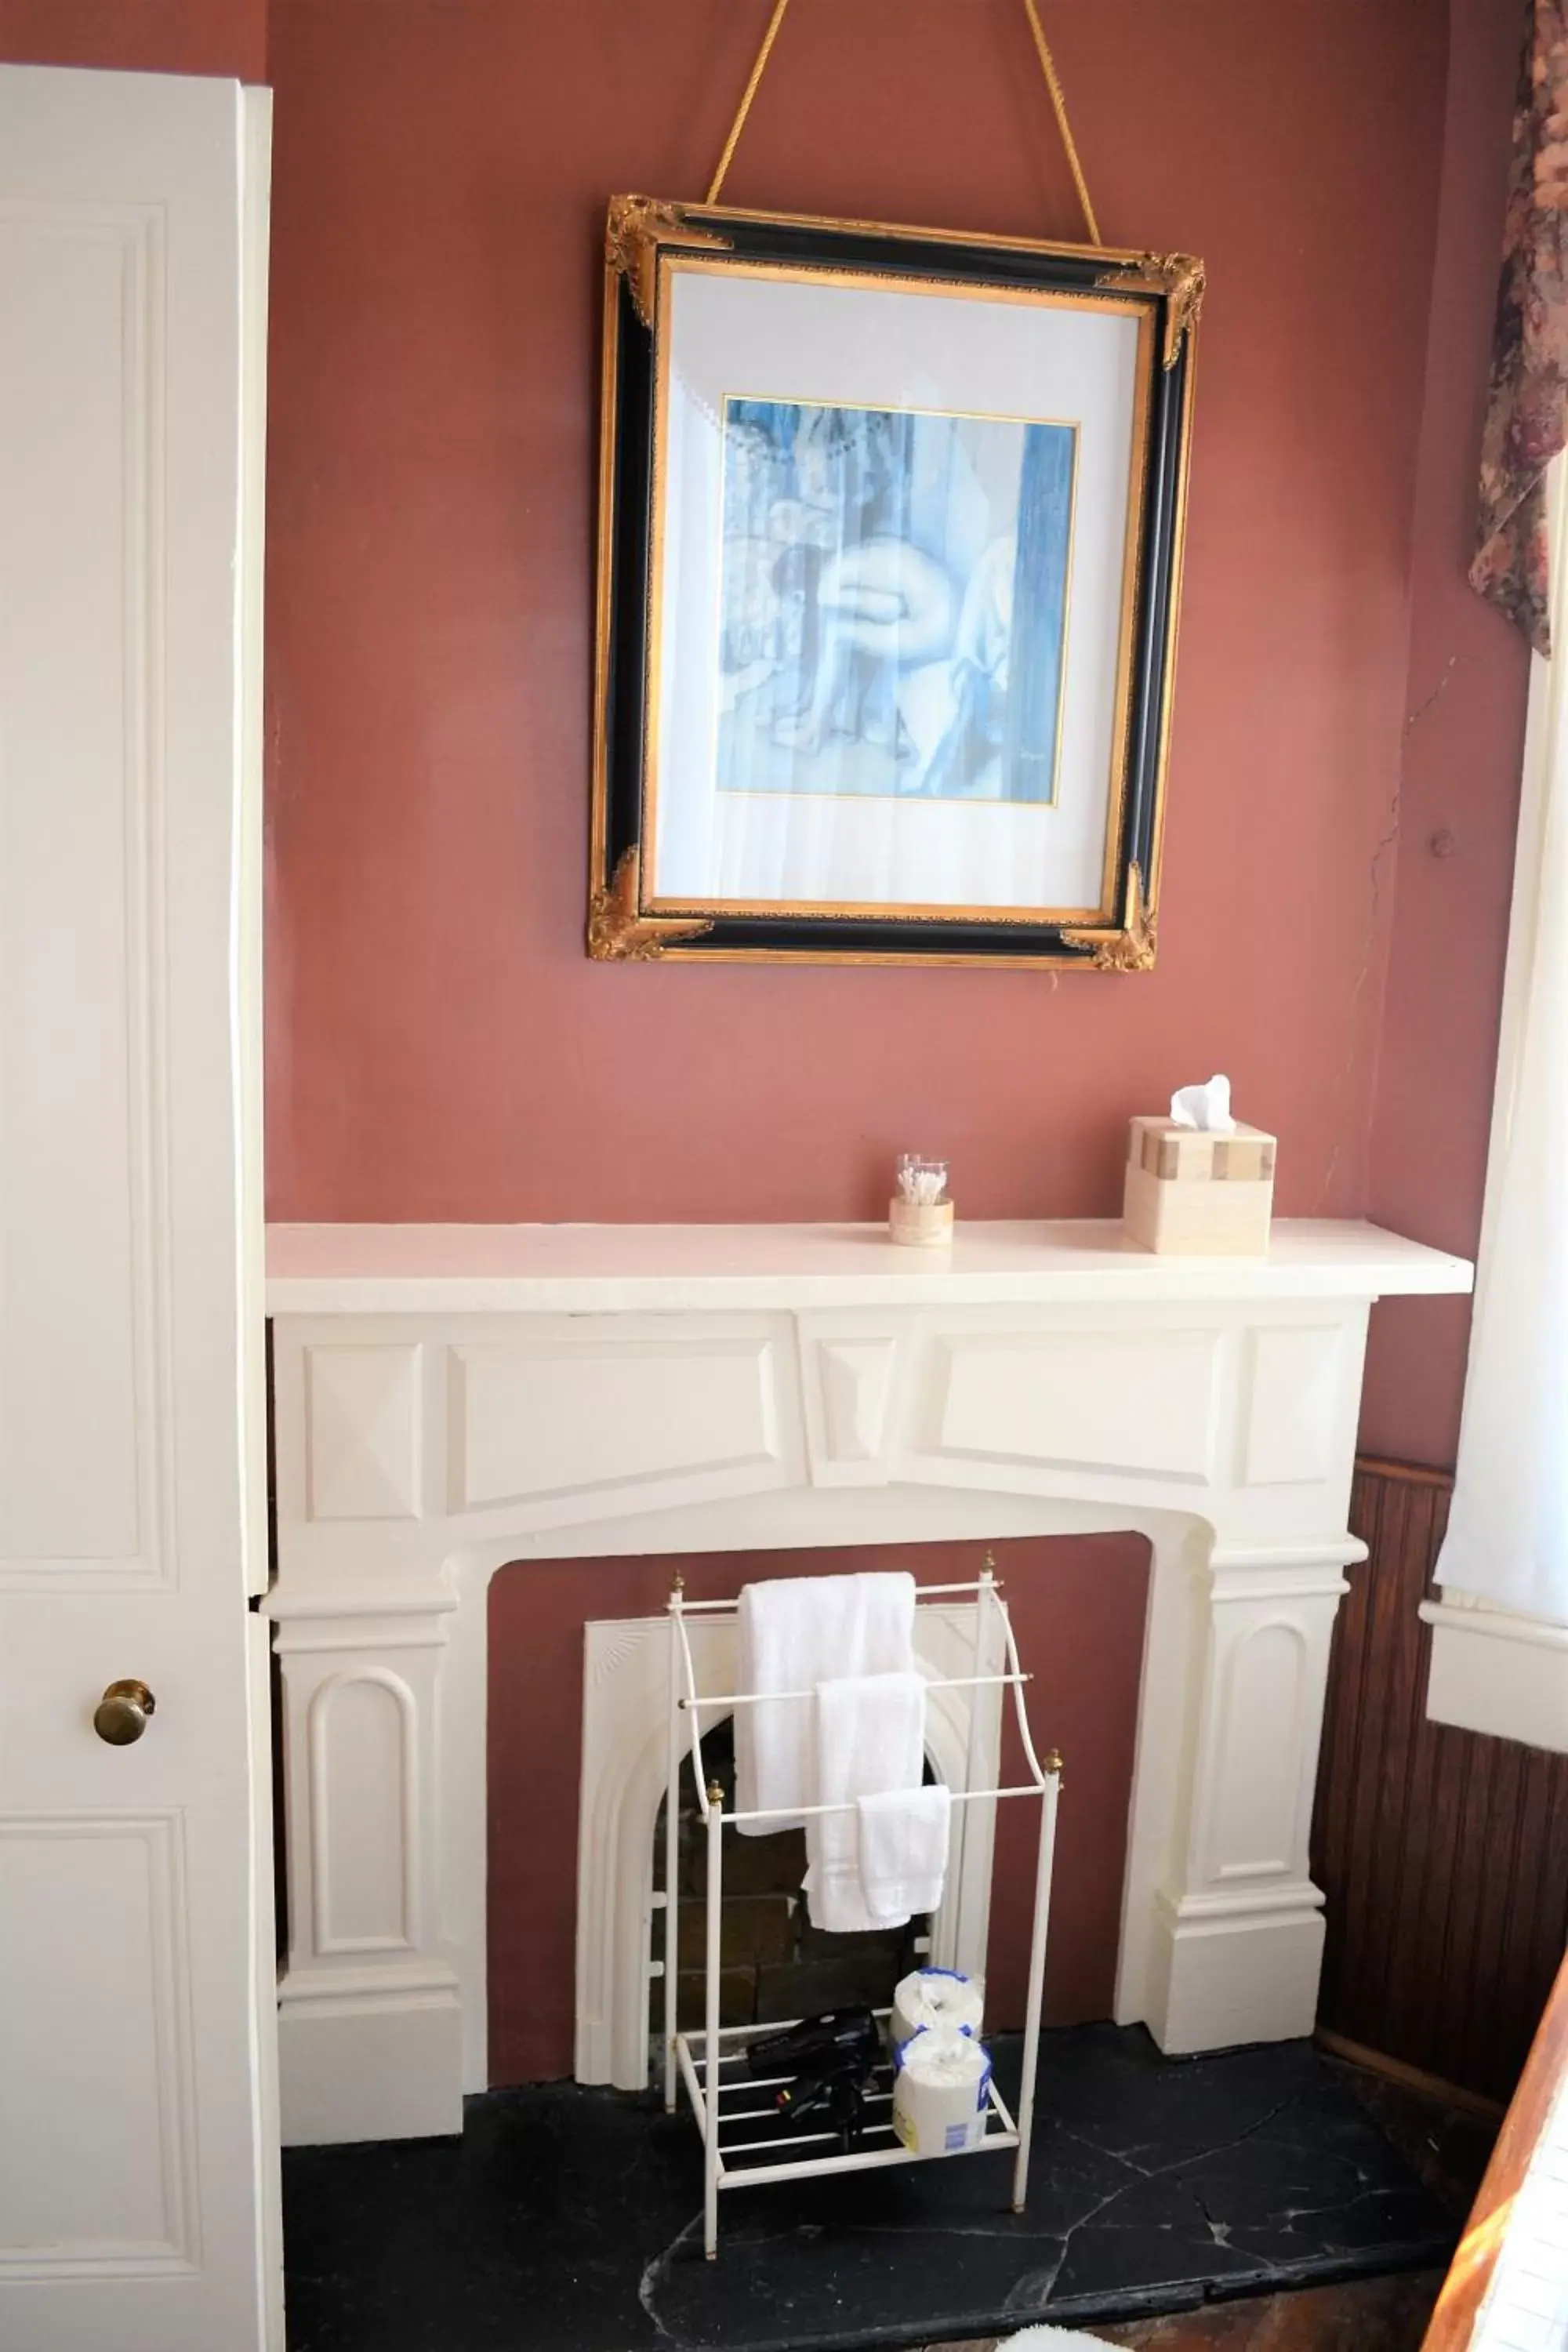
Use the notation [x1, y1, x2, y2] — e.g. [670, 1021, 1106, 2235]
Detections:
[1436, 463, 1568, 1624]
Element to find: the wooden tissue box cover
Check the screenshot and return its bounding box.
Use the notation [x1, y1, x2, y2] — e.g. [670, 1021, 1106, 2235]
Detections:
[1123, 1116, 1276, 1256]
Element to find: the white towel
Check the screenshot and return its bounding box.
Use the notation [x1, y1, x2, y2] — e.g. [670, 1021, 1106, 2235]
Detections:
[733, 1571, 915, 1835]
[857, 1784, 951, 1926]
[804, 1671, 925, 1932]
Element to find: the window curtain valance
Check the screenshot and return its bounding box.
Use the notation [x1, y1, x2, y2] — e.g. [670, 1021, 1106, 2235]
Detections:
[1472, 0, 1568, 655]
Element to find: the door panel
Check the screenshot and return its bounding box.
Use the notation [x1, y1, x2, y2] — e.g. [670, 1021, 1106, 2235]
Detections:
[0, 1816, 196, 2270]
[0, 196, 165, 1586]
[0, 64, 274, 2352]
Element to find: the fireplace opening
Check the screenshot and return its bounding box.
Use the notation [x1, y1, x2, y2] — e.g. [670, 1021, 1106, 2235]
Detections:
[651, 1715, 934, 2068]
[487, 1534, 1151, 2092]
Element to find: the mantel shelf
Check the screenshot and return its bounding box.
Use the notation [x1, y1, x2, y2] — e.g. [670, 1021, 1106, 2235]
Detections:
[266, 1217, 1472, 1316]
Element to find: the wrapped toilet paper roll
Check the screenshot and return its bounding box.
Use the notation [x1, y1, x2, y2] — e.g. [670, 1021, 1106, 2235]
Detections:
[891, 1966, 985, 2047]
[892, 2024, 993, 2157]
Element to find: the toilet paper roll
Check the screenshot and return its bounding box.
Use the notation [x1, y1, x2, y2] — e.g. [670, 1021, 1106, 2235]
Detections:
[891, 1966, 985, 2046]
[892, 2025, 993, 2157]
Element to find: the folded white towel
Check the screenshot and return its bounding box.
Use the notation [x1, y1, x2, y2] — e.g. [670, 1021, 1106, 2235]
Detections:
[733, 1571, 915, 1835]
[804, 1670, 925, 1932]
[857, 1783, 951, 1926]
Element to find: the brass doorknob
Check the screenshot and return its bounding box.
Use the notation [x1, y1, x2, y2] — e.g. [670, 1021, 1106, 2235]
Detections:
[93, 1679, 156, 1745]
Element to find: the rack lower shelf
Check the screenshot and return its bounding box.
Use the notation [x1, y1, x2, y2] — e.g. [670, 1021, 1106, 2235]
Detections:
[673, 2017, 1021, 2192]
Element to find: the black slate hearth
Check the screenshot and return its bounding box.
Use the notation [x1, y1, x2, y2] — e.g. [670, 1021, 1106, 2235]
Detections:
[281, 2025, 1456, 2352]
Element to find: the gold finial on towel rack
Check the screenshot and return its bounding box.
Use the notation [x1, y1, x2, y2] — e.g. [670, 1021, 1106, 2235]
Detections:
[706, 1779, 725, 1809]
[1044, 1749, 1064, 1777]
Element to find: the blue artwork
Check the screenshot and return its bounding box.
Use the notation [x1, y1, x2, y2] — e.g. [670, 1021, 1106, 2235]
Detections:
[716, 397, 1076, 804]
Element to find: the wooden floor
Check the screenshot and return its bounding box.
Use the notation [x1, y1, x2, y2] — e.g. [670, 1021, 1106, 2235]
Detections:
[931, 2267, 1443, 2348]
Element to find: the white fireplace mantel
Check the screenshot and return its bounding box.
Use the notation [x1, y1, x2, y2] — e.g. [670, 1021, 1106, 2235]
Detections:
[263, 1218, 1471, 2147]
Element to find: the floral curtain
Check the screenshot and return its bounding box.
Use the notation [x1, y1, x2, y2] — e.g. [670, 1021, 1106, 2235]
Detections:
[1472, 0, 1568, 655]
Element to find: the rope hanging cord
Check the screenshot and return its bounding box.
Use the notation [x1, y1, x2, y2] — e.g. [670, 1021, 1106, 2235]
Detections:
[1019, 0, 1101, 247]
[705, 0, 1102, 249]
[705, 0, 792, 208]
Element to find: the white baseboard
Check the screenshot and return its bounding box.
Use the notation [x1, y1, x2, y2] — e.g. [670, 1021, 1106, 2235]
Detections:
[1147, 1897, 1326, 2054]
[278, 1965, 463, 2145]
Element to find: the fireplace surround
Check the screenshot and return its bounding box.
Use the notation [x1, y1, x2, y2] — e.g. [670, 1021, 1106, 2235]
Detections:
[263, 1218, 1471, 2146]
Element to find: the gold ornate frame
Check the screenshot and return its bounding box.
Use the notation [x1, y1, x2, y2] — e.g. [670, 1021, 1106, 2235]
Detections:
[590, 195, 1201, 970]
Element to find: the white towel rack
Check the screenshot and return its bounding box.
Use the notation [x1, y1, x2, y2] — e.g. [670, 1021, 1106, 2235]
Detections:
[661, 1555, 1062, 2257]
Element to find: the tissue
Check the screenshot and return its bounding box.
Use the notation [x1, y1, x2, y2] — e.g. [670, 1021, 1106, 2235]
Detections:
[892, 2024, 993, 2155]
[891, 1966, 985, 2046]
[1169, 1074, 1234, 1134]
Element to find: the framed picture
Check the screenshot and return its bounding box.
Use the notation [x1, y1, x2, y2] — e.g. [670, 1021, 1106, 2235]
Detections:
[589, 196, 1201, 968]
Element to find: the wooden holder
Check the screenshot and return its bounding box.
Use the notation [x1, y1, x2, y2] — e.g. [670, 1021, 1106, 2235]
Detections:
[889, 1197, 954, 1248]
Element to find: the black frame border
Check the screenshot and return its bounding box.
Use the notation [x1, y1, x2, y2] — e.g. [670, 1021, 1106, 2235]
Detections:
[590, 200, 1199, 969]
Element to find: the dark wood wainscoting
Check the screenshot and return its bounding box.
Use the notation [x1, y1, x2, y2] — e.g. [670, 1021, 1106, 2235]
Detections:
[1312, 1457, 1568, 2107]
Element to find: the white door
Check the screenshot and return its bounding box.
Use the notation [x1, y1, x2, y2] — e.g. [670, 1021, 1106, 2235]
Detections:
[0, 64, 279, 2352]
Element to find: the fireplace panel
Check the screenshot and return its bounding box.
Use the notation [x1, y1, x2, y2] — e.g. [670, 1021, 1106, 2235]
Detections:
[449, 1327, 790, 1512]
[927, 1325, 1222, 1482]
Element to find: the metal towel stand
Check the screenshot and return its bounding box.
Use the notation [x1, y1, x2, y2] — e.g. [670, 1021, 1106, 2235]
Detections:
[661, 1557, 1063, 2256]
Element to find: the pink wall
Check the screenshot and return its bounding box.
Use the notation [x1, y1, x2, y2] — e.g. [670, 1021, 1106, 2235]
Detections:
[4, 0, 1537, 2085]
[1361, 0, 1532, 1467]
[2, 10, 1529, 1449]
[262, 0, 1461, 1236]
[0, 0, 263, 78]
[249, 5, 1529, 2071]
